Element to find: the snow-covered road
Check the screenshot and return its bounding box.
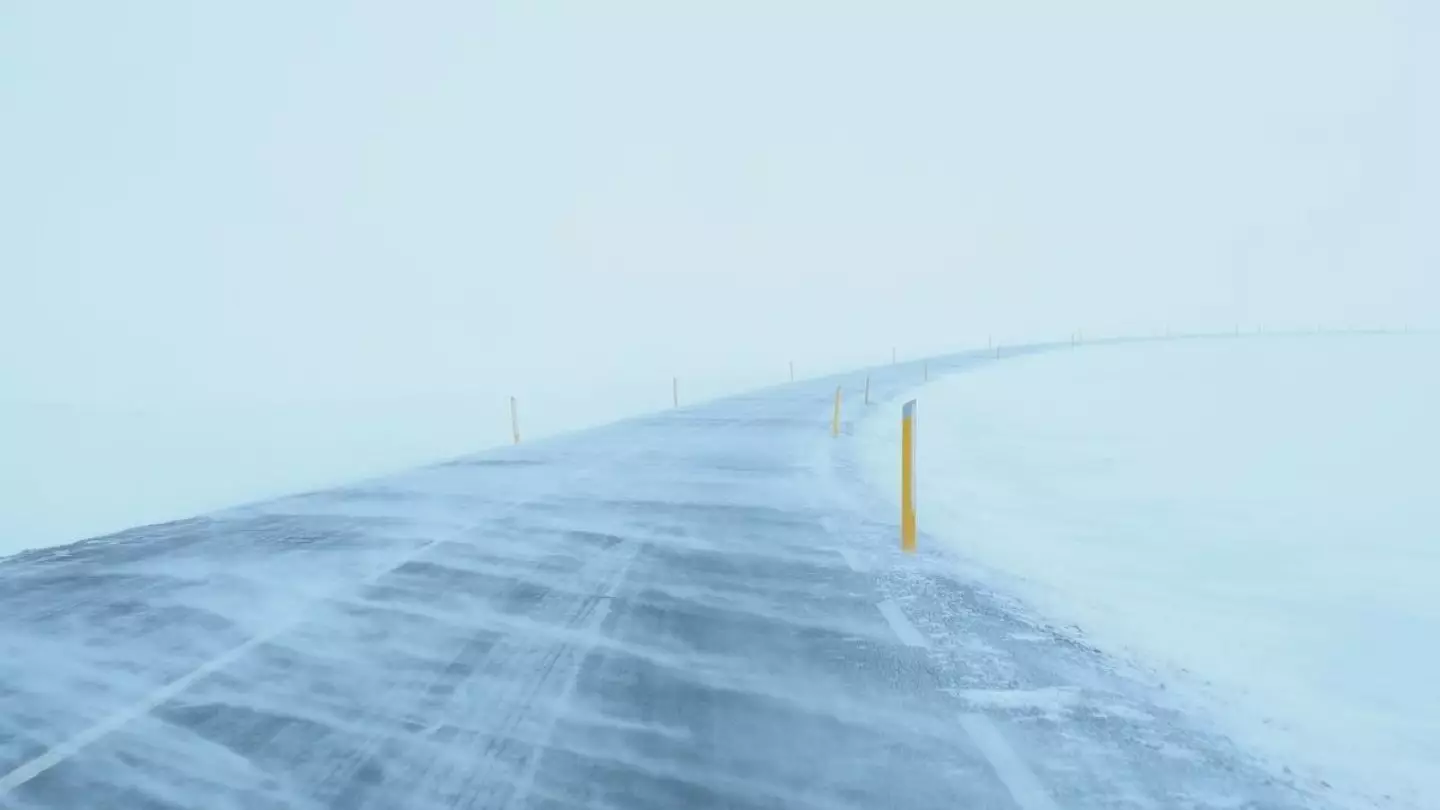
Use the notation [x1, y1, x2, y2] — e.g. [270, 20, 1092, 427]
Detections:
[0, 349, 1325, 809]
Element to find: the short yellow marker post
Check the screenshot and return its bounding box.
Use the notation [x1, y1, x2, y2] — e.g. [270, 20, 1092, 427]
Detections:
[832, 386, 843, 438]
[510, 396, 521, 445]
[901, 399, 917, 552]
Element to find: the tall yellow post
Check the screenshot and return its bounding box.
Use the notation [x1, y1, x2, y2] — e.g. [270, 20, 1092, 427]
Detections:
[864, 374, 871, 405]
[673, 377, 679, 408]
[510, 396, 521, 445]
[832, 386, 843, 437]
[901, 399, 917, 552]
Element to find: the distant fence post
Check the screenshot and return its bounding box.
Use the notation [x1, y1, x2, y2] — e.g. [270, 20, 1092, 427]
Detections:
[510, 396, 521, 445]
[673, 377, 679, 408]
[901, 399, 917, 552]
[864, 374, 871, 406]
[832, 386, 843, 438]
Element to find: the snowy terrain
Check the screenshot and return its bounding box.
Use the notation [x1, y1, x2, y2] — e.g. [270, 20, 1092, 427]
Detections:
[0, 369, 786, 556]
[859, 334, 1440, 810]
[0, 398, 489, 556]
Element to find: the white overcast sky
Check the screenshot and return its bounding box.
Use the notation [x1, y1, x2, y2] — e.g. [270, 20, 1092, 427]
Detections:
[2, 1, 1436, 409]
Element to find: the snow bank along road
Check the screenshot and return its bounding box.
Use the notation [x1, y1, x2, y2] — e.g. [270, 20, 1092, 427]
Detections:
[861, 333, 1440, 810]
[0, 345, 1328, 809]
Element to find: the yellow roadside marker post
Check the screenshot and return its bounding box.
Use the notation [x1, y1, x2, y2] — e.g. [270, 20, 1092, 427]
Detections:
[901, 399, 917, 552]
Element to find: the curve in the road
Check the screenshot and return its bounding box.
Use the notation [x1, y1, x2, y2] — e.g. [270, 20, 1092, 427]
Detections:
[0, 343, 1328, 810]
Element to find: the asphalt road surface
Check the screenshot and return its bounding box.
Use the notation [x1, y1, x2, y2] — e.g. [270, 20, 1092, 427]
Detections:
[0, 349, 1324, 809]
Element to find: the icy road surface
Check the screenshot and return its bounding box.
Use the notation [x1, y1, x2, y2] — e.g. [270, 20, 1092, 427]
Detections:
[0, 349, 1326, 809]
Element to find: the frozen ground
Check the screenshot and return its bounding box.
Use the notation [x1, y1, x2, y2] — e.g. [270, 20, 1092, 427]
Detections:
[0, 349, 1332, 809]
[860, 334, 1440, 810]
[0, 370, 780, 555]
[0, 398, 490, 556]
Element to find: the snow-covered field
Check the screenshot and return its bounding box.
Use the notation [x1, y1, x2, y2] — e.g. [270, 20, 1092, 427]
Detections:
[860, 334, 1440, 810]
[0, 398, 485, 556]
[1, 357, 832, 558]
[0, 370, 780, 556]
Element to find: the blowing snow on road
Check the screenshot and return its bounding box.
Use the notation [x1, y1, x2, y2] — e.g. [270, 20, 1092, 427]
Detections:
[0, 345, 1364, 809]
